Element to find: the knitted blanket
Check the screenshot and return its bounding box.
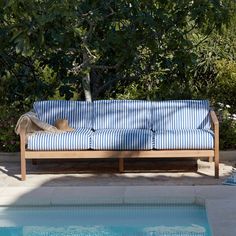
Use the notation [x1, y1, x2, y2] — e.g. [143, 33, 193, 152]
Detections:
[15, 112, 63, 142]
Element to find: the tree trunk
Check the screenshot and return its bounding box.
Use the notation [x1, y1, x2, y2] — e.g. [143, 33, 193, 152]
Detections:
[82, 71, 92, 102]
[82, 50, 92, 102]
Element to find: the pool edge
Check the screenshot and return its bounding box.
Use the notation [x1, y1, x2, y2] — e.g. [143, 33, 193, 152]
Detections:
[1, 186, 236, 236]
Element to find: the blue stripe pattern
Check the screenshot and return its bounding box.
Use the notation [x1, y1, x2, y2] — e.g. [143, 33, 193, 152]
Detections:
[93, 100, 152, 129]
[152, 100, 211, 130]
[28, 128, 93, 150]
[33, 100, 93, 129]
[91, 129, 153, 150]
[153, 129, 214, 149]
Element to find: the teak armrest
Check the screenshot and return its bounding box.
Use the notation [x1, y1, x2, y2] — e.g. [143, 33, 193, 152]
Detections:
[210, 110, 219, 128]
[19, 118, 27, 135]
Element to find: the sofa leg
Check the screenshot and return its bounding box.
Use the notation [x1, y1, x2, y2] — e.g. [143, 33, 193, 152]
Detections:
[214, 140, 219, 178]
[20, 129, 26, 181]
[215, 152, 219, 179]
[21, 157, 26, 181]
[119, 158, 124, 173]
[214, 119, 219, 179]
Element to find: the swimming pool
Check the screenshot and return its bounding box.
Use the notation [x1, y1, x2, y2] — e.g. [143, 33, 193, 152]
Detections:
[0, 204, 211, 236]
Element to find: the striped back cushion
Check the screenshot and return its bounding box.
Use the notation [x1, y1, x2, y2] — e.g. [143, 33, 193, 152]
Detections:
[93, 100, 152, 129]
[33, 100, 93, 129]
[152, 100, 211, 130]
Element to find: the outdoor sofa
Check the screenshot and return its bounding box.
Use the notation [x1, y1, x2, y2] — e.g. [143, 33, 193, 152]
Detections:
[17, 100, 219, 180]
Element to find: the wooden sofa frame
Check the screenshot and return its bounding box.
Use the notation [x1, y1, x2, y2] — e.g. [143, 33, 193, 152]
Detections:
[19, 110, 219, 181]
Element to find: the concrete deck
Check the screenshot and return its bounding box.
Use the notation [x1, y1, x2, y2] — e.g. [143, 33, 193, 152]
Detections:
[0, 152, 236, 236]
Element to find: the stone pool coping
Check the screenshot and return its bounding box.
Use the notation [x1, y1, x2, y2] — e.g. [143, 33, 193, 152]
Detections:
[0, 186, 236, 236]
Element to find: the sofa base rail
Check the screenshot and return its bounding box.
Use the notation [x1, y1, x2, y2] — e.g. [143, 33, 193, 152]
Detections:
[20, 150, 218, 180]
[25, 150, 214, 159]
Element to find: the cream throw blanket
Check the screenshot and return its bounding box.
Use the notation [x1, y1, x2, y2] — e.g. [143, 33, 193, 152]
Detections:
[15, 112, 63, 142]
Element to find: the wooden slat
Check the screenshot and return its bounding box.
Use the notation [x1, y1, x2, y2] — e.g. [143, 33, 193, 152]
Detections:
[25, 150, 214, 159]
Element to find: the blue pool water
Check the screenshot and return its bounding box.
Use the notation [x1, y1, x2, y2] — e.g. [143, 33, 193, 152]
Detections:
[0, 204, 211, 236]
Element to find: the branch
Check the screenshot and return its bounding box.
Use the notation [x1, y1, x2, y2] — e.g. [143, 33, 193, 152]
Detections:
[184, 23, 198, 35]
[105, 6, 115, 18]
[76, 6, 94, 18]
[69, 59, 90, 74]
[70, 61, 120, 74]
[193, 25, 216, 48]
[83, 21, 95, 43]
[0, 54, 20, 80]
[81, 11, 93, 17]
[83, 44, 97, 59]
[96, 75, 135, 95]
[96, 77, 120, 94]
[91, 63, 120, 70]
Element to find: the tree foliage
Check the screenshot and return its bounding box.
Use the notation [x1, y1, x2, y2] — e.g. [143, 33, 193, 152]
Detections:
[1, 0, 232, 101]
[0, 0, 235, 150]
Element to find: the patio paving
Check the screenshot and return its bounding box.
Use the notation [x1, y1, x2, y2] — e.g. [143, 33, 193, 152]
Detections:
[0, 152, 235, 187]
[1, 152, 236, 236]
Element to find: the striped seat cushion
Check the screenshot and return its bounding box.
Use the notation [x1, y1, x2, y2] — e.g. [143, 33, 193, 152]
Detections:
[152, 100, 211, 130]
[91, 129, 153, 150]
[153, 129, 214, 150]
[28, 128, 93, 150]
[33, 100, 93, 129]
[93, 100, 152, 129]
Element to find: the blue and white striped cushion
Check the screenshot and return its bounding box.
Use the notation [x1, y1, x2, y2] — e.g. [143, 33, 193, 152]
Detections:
[33, 100, 93, 129]
[93, 100, 152, 129]
[153, 129, 214, 150]
[28, 128, 93, 150]
[91, 129, 153, 150]
[152, 100, 211, 130]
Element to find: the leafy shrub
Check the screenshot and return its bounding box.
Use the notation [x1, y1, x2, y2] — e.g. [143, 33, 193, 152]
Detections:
[220, 119, 236, 150]
[206, 59, 236, 150]
[218, 108, 236, 150]
[0, 105, 21, 152]
[212, 59, 236, 114]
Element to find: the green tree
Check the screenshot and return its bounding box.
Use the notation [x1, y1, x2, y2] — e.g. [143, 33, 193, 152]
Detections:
[1, 0, 232, 101]
[0, 0, 235, 151]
